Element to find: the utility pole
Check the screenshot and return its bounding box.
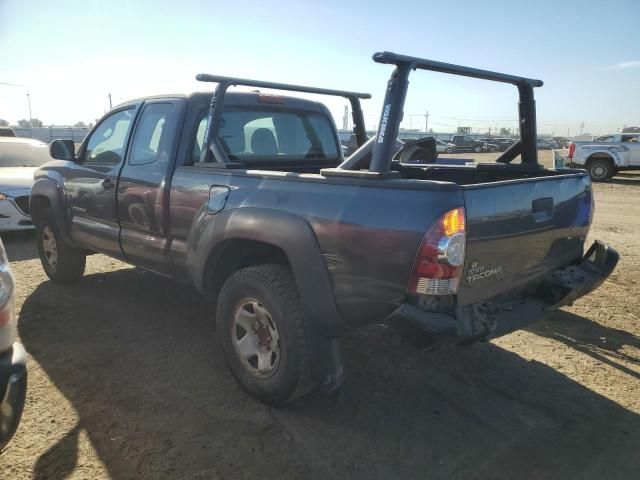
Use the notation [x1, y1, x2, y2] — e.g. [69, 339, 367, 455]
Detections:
[108, 93, 113, 110]
[26, 93, 32, 122]
[425, 110, 429, 132]
[579, 121, 585, 136]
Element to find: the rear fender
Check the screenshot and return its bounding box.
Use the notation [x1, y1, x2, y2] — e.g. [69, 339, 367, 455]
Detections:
[582, 147, 629, 167]
[187, 207, 346, 337]
[187, 207, 347, 392]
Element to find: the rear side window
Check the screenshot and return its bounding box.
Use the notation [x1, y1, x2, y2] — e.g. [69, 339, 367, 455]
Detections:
[130, 103, 173, 165]
[192, 108, 339, 164]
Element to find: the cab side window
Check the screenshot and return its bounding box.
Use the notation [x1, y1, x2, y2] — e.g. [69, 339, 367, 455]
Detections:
[84, 109, 134, 165]
[130, 103, 173, 165]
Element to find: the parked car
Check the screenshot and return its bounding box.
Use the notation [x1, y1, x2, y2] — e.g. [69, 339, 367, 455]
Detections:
[0, 137, 53, 231]
[568, 133, 640, 181]
[32, 51, 617, 405]
[449, 135, 486, 153]
[552, 137, 570, 149]
[0, 127, 17, 138]
[436, 139, 456, 153]
[486, 137, 516, 151]
[477, 138, 501, 152]
[0, 238, 27, 452]
[536, 138, 555, 150]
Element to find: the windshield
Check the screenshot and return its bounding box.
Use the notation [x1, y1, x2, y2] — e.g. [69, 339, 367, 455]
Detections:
[0, 140, 53, 167]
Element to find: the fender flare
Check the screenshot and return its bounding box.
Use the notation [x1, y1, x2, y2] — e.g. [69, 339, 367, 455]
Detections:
[584, 150, 625, 168]
[187, 207, 346, 337]
[29, 177, 75, 246]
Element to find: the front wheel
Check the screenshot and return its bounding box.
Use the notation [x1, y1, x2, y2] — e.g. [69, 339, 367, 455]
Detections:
[216, 264, 315, 404]
[36, 210, 86, 283]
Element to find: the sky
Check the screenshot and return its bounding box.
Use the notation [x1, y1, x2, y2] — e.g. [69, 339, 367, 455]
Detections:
[1, 0, 639, 136]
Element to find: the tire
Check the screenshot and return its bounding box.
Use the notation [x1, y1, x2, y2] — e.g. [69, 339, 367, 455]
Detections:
[489, 146, 498, 153]
[587, 158, 614, 182]
[474, 145, 482, 153]
[445, 147, 454, 154]
[216, 264, 314, 404]
[36, 209, 86, 283]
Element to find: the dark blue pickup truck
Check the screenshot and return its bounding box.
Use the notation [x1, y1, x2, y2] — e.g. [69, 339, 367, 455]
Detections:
[31, 52, 617, 404]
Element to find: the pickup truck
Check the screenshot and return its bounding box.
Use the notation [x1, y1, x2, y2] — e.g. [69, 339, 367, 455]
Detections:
[568, 133, 640, 180]
[449, 135, 487, 153]
[31, 52, 618, 405]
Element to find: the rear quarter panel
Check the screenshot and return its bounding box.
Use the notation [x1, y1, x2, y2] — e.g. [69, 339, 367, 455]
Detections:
[169, 168, 464, 325]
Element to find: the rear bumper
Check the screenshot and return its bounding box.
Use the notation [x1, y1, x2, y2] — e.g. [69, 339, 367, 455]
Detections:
[386, 241, 619, 348]
[0, 343, 27, 451]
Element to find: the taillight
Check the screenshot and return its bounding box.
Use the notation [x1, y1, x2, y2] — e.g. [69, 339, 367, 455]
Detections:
[568, 143, 575, 159]
[408, 207, 466, 296]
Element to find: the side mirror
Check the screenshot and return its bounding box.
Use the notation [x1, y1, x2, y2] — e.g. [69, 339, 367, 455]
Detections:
[50, 139, 76, 161]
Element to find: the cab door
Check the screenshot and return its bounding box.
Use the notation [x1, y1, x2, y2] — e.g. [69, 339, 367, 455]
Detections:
[66, 105, 139, 258]
[117, 99, 185, 275]
[622, 134, 640, 166]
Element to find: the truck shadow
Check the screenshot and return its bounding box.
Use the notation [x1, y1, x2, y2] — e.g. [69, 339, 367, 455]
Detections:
[531, 310, 640, 380]
[18, 268, 640, 480]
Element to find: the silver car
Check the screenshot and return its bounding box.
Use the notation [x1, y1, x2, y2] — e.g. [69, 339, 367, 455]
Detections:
[0, 238, 26, 451]
[0, 137, 53, 231]
[436, 139, 456, 153]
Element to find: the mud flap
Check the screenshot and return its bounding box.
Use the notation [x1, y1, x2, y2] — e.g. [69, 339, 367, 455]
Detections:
[308, 333, 344, 394]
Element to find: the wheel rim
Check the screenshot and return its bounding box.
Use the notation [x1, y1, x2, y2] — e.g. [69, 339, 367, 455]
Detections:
[231, 299, 280, 377]
[41, 226, 58, 269]
[591, 164, 607, 179]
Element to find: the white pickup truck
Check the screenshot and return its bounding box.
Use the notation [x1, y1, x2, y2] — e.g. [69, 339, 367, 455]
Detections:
[568, 133, 640, 180]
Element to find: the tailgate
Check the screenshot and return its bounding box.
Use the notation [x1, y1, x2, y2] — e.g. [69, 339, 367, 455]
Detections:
[458, 173, 592, 306]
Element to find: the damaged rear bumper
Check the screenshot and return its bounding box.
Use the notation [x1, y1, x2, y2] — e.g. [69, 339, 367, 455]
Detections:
[386, 241, 619, 349]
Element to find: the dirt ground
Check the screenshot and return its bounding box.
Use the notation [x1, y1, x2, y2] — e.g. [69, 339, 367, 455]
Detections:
[0, 151, 638, 479]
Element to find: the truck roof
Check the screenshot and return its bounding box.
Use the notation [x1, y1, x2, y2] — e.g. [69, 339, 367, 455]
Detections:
[115, 91, 332, 115]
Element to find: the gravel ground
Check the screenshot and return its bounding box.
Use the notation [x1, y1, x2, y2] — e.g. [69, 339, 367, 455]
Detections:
[0, 152, 638, 479]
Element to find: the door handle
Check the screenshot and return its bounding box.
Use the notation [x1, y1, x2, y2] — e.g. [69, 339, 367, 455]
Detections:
[101, 178, 115, 189]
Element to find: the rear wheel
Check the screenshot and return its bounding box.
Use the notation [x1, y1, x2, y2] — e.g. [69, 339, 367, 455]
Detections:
[36, 209, 86, 283]
[474, 145, 482, 153]
[216, 264, 315, 404]
[587, 158, 614, 182]
[445, 147, 454, 154]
